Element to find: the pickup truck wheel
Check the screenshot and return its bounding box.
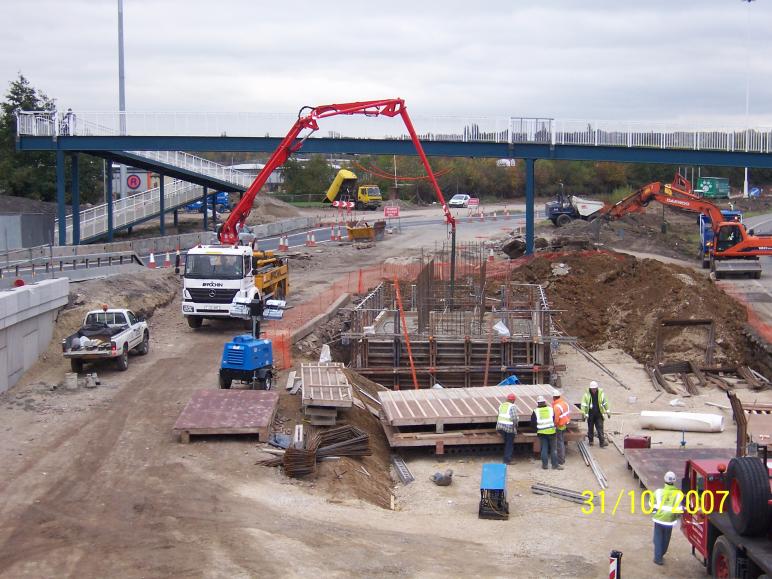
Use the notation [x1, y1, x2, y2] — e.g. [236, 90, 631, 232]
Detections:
[70, 358, 84, 373]
[727, 456, 770, 536]
[556, 214, 572, 227]
[136, 332, 150, 355]
[711, 535, 735, 579]
[187, 316, 203, 329]
[115, 347, 129, 371]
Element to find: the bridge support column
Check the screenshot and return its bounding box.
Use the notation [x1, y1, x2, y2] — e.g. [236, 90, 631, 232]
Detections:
[202, 187, 208, 231]
[71, 154, 80, 245]
[525, 158, 535, 256]
[106, 163, 114, 242]
[56, 150, 66, 246]
[173, 209, 178, 228]
[159, 176, 165, 237]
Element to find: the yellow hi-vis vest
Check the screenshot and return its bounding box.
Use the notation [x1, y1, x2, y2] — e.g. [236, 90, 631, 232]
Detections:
[497, 402, 514, 426]
[650, 484, 683, 526]
[535, 405, 556, 435]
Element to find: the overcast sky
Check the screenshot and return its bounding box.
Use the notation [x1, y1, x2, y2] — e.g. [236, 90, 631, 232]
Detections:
[2, 0, 771, 126]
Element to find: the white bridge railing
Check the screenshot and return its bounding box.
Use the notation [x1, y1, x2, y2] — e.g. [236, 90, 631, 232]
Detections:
[15, 110, 772, 153]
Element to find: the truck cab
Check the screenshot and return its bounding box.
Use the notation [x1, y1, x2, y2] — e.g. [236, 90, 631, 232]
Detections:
[324, 169, 382, 210]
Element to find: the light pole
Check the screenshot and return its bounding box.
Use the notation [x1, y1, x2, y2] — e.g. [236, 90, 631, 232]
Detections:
[742, 0, 754, 199]
[118, 0, 127, 200]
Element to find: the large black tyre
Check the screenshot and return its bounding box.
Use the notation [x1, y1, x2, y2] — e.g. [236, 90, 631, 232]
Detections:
[727, 456, 770, 537]
[136, 332, 150, 355]
[70, 358, 84, 373]
[753, 270, 762, 280]
[219, 374, 232, 389]
[556, 214, 572, 227]
[711, 535, 736, 579]
[699, 249, 710, 269]
[115, 346, 129, 371]
[187, 316, 203, 329]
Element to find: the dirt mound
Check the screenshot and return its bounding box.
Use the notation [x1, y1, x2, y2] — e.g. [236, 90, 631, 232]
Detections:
[549, 208, 698, 261]
[510, 251, 749, 367]
[245, 195, 302, 225]
[0, 194, 65, 215]
[21, 269, 180, 385]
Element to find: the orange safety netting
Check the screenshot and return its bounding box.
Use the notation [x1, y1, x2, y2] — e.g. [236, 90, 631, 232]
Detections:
[718, 282, 772, 344]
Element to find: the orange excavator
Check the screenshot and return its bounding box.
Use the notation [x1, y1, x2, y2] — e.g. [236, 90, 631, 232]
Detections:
[601, 177, 772, 279]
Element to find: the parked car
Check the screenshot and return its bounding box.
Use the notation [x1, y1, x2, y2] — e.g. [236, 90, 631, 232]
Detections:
[449, 194, 471, 208]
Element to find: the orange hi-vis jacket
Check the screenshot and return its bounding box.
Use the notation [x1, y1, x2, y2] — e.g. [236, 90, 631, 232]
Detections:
[552, 398, 571, 430]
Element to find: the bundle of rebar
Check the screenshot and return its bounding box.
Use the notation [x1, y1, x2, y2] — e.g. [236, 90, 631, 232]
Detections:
[578, 440, 608, 489]
[531, 483, 598, 505]
[257, 425, 371, 478]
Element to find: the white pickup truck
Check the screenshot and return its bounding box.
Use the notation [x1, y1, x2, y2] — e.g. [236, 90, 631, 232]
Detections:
[62, 308, 149, 373]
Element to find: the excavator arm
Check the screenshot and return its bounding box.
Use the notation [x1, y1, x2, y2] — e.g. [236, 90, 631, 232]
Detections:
[218, 98, 454, 244]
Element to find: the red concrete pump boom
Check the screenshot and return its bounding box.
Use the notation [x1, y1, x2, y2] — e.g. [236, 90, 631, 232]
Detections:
[218, 99, 454, 245]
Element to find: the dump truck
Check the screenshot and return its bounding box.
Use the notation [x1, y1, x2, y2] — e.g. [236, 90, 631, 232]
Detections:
[182, 245, 288, 329]
[324, 169, 382, 210]
[545, 190, 605, 226]
[699, 210, 743, 269]
[62, 307, 149, 372]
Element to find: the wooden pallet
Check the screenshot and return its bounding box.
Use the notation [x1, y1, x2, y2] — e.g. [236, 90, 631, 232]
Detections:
[301, 363, 353, 409]
[625, 447, 735, 490]
[173, 389, 278, 443]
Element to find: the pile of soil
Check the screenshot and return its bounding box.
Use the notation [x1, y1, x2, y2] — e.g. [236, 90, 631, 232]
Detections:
[245, 195, 302, 225]
[0, 194, 66, 215]
[509, 251, 749, 367]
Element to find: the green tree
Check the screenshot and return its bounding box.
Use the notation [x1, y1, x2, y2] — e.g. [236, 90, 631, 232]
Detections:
[282, 154, 335, 196]
[0, 73, 104, 204]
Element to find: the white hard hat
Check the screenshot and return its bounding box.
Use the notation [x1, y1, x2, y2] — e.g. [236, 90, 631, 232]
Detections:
[664, 471, 677, 484]
[552, 389, 562, 397]
[589, 381, 599, 389]
[536, 395, 546, 404]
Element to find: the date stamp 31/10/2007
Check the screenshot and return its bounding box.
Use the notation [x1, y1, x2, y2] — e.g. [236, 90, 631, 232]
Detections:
[580, 490, 729, 516]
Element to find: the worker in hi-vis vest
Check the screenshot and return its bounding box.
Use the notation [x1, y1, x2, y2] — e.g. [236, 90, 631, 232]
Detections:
[496, 393, 517, 464]
[531, 395, 562, 470]
[551, 390, 571, 465]
[580, 381, 610, 447]
[650, 471, 683, 566]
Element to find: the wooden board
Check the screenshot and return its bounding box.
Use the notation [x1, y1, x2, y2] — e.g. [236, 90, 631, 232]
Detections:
[173, 389, 278, 443]
[625, 448, 735, 491]
[378, 384, 579, 427]
[301, 363, 352, 409]
[747, 413, 772, 443]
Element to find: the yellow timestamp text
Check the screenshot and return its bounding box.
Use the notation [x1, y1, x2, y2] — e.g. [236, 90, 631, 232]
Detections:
[580, 490, 729, 516]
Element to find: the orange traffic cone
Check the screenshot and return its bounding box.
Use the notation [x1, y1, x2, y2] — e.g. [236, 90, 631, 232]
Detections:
[480, 210, 485, 221]
[148, 253, 156, 269]
[163, 251, 172, 268]
[279, 235, 289, 251]
[491, 211, 497, 221]
[309, 232, 317, 247]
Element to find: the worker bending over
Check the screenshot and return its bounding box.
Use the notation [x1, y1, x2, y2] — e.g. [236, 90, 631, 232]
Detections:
[531, 396, 562, 470]
[551, 390, 571, 465]
[580, 381, 610, 447]
[496, 393, 517, 464]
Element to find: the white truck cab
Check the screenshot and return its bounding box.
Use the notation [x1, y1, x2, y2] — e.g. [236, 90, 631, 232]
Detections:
[182, 245, 260, 329]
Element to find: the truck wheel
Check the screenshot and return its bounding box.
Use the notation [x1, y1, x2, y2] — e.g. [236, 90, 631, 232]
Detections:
[355, 201, 363, 211]
[219, 374, 232, 389]
[115, 346, 129, 371]
[727, 456, 770, 536]
[556, 214, 572, 227]
[136, 332, 150, 355]
[70, 358, 84, 374]
[711, 535, 736, 579]
[187, 316, 203, 329]
[753, 271, 762, 280]
[702, 259, 710, 269]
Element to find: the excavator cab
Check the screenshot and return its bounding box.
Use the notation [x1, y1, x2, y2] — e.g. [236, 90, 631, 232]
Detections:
[715, 224, 744, 252]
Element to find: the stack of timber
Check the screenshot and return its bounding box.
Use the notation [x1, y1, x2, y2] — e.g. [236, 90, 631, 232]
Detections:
[378, 384, 582, 455]
[301, 363, 353, 425]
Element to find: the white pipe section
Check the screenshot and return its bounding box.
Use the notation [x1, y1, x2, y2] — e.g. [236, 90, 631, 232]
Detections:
[640, 411, 724, 433]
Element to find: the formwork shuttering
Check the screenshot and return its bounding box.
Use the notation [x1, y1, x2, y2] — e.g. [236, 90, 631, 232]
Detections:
[343, 245, 559, 389]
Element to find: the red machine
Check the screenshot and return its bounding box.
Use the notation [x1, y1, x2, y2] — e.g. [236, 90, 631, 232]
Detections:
[218, 99, 454, 245]
[601, 179, 772, 279]
[681, 453, 772, 578]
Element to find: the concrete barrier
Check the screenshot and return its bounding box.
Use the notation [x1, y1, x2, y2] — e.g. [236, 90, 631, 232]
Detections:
[0, 278, 69, 393]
